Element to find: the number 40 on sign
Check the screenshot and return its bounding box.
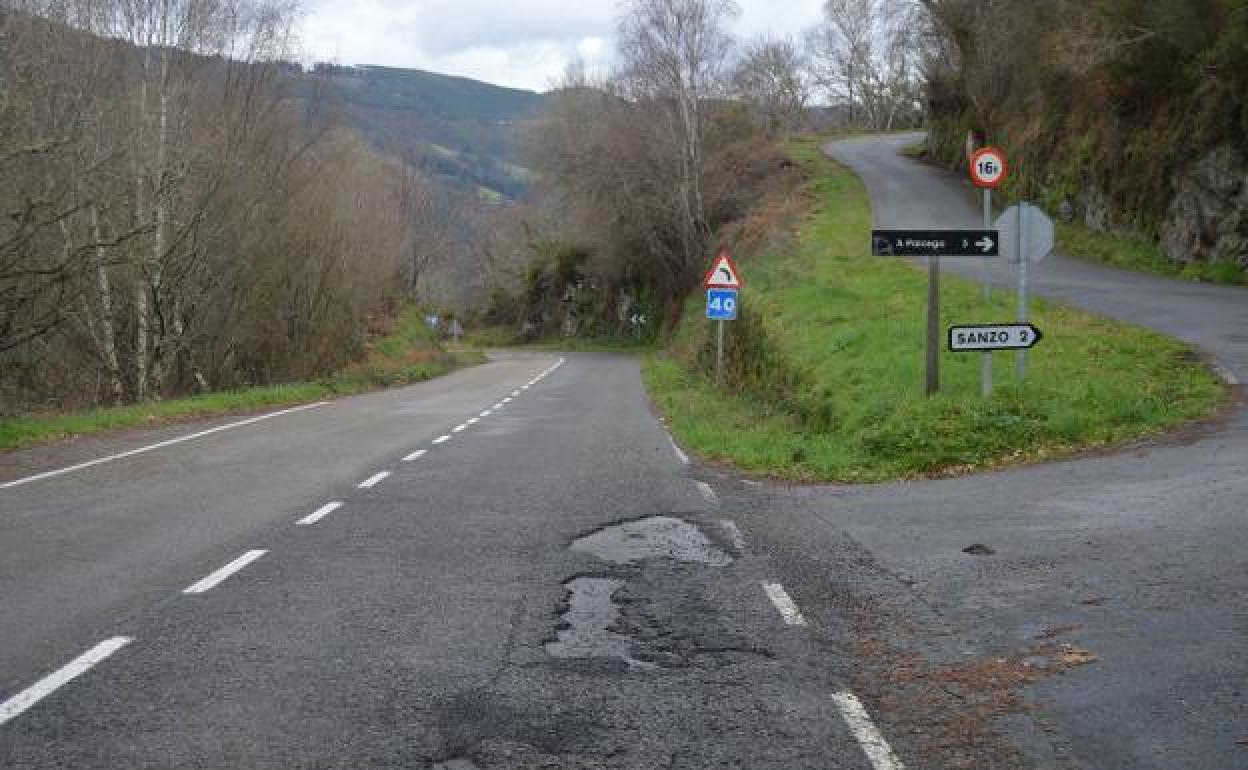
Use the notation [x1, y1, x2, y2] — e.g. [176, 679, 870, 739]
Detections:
[706, 289, 737, 321]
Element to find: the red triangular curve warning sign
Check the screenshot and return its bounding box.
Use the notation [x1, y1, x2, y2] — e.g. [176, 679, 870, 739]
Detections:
[704, 251, 743, 289]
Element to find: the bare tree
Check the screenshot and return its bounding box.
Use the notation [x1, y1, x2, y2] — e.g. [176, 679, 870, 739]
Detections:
[617, 0, 739, 284]
[807, 0, 926, 129]
[732, 36, 810, 134]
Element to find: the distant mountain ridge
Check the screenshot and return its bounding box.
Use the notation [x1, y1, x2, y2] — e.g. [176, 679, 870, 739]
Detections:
[305, 64, 546, 200]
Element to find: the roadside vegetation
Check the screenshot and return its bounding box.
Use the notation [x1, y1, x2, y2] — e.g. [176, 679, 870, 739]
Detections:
[1056, 225, 1246, 286]
[0, 307, 482, 451]
[643, 140, 1225, 482]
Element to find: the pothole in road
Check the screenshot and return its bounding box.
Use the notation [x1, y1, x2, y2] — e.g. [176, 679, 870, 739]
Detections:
[545, 577, 659, 671]
[570, 515, 733, 566]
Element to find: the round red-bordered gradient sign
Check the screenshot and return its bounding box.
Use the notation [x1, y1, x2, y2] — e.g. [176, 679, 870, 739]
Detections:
[970, 147, 1008, 189]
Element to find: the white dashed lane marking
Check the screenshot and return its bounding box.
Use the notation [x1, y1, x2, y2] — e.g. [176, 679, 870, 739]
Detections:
[668, 436, 690, 465]
[403, 450, 427, 462]
[720, 520, 746, 550]
[297, 502, 342, 526]
[357, 471, 391, 489]
[433, 435, 451, 445]
[832, 692, 907, 770]
[183, 550, 268, 594]
[0, 637, 133, 726]
[696, 481, 718, 505]
[762, 582, 807, 626]
[452, 424, 468, 433]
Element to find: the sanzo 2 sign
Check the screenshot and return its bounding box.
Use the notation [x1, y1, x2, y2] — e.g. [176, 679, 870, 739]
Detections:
[948, 323, 1043, 352]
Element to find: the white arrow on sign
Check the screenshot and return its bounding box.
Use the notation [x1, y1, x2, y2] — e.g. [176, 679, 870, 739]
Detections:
[949, 323, 1043, 352]
[975, 236, 995, 253]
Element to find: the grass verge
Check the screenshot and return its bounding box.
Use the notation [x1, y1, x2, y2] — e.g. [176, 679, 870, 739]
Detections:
[643, 138, 1226, 482]
[0, 306, 485, 451]
[1057, 223, 1245, 286]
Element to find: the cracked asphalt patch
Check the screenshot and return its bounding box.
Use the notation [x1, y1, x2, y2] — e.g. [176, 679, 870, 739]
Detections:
[423, 513, 868, 768]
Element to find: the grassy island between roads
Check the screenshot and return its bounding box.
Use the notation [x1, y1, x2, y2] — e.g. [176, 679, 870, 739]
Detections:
[644, 139, 1226, 482]
[0, 307, 483, 451]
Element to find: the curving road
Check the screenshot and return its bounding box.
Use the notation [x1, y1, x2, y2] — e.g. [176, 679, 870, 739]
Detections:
[828, 132, 1248, 383]
[818, 134, 1248, 769]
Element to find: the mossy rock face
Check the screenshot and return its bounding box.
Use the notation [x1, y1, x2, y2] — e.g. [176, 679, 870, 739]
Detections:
[1163, 145, 1248, 271]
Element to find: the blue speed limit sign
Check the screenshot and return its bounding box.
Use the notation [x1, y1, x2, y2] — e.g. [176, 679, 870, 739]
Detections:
[706, 289, 738, 321]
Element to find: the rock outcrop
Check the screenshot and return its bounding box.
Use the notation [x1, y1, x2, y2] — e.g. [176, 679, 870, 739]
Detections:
[1162, 145, 1248, 267]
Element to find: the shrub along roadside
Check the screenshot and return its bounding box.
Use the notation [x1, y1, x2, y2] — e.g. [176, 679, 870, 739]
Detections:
[643, 138, 1226, 482]
[0, 307, 484, 451]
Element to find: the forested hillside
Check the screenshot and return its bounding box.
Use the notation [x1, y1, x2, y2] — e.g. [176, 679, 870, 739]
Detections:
[304, 64, 544, 201]
[921, 0, 1247, 272]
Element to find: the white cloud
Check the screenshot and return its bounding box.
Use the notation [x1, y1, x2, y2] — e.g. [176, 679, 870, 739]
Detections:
[300, 0, 827, 91]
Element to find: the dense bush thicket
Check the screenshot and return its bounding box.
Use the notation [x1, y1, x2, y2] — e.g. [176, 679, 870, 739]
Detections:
[922, 0, 1247, 261]
[0, 1, 432, 413]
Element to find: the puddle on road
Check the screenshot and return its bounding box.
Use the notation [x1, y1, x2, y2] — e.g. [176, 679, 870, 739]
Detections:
[570, 516, 732, 567]
[544, 577, 657, 671]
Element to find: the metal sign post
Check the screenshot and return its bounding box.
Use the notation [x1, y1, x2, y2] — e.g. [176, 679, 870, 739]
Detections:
[716, 320, 725, 386]
[872, 228, 1000, 397]
[1016, 205, 1029, 381]
[982, 189, 994, 396]
[995, 202, 1053, 385]
[970, 146, 1008, 397]
[927, 256, 941, 396]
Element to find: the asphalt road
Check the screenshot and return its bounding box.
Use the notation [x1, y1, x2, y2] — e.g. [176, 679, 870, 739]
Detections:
[1, 135, 1244, 769]
[1, 353, 892, 769]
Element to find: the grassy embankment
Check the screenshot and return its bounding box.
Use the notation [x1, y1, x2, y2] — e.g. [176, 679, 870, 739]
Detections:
[643, 138, 1225, 482]
[0, 306, 484, 450]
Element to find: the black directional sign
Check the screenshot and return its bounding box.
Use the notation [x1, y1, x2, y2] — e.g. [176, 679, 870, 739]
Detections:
[872, 230, 1000, 257]
[948, 323, 1043, 352]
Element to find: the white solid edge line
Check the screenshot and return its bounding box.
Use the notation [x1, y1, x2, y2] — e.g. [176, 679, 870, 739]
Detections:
[696, 481, 718, 505]
[0, 637, 132, 726]
[762, 582, 807, 626]
[403, 449, 427, 463]
[467, 417, 479, 425]
[0, 402, 328, 491]
[480, 411, 492, 418]
[433, 435, 451, 444]
[720, 520, 746, 550]
[831, 692, 907, 770]
[503, 397, 513, 403]
[183, 550, 268, 594]
[511, 390, 521, 396]
[669, 435, 690, 465]
[297, 501, 343, 526]
[357, 471, 391, 489]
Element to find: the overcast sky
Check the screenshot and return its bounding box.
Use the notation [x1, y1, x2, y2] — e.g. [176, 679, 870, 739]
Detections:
[300, 0, 826, 92]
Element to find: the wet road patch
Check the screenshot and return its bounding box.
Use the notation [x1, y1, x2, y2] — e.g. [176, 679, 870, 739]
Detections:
[545, 577, 658, 671]
[570, 515, 733, 566]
